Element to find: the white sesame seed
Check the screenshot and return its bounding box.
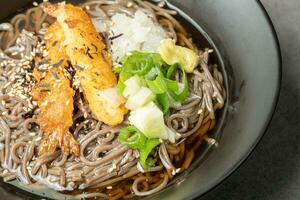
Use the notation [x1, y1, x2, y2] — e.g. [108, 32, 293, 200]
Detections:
[24, 55, 31, 60]
[19, 94, 27, 99]
[26, 74, 31, 82]
[11, 51, 18, 56]
[175, 168, 181, 173]
[23, 61, 30, 65]
[112, 163, 117, 169]
[43, 51, 49, 57]
[158, 1, 166, 7]
[107, 167, 114, 173]
[197, 109, 203, 114]
[42, 100, 48, 106]
[34, 136, 42, 142]
[29, 132, 36, 136]
[127, 2, 133, 7]
[106, 186, 112, 190]
[7, 92, 14, 97]
[33, 1, 38, 6]
[172, 170, 176, 176]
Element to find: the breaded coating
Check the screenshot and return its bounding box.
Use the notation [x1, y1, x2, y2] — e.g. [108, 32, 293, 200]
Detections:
[32, 22, 79, 156]
[42, 3, 128, 126]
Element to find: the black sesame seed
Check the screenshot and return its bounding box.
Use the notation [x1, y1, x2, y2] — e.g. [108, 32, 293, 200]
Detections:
[52, 41, 58, 47]
[39, 83, 50, 87]
[22, 110, 34, 118]
[35, 53, 43, 58]
[38, 58, 51, 65]
[91, 43, 98, 52]
[53, 59, 64, 68]
[65, 66, 76, 77]
[40, 89, 51, 92]
[51, 71, 59, 80]
[109, 33, 123, 40]
[87, 52, 93, 59]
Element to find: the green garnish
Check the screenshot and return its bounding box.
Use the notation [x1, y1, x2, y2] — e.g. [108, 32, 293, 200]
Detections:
[162, 64, 188, 102]
[118, 126, 160, 168]
[154, 93, 170, 114]
[116, 51, 189, 114]
[118, 125, 147, 149]
[146, 77, 165, 94]
[139, 138, 160, 167]
[116, 71, 131, 95]
[122, 51, 164, 76]
[146, 64, 188, 111]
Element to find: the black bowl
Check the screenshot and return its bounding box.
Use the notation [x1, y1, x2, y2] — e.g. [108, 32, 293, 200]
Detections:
[0, 0, 281, 199]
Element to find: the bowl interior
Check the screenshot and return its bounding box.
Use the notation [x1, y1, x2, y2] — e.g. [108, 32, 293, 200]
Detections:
[0, 0, 280, 199]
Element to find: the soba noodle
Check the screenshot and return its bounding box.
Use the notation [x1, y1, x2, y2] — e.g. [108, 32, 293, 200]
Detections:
[0, 0, 225, 199]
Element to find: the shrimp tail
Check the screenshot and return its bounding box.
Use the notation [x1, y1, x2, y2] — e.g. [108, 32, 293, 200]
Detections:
[38, 130, 79, 156]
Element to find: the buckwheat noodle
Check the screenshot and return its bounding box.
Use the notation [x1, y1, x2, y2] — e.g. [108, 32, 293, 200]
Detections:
[0, 0, 225, 199]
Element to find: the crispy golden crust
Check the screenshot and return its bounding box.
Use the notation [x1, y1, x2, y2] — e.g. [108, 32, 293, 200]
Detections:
[32, 22, 79, 156]
[42, 3, 128, 126]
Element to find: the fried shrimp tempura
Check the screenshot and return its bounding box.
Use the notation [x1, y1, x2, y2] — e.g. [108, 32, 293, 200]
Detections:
[42, 3, 128, 126]
[32, 22, 79, 156]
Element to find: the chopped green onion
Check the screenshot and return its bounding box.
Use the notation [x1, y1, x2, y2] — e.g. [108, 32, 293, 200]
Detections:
[145, 157, 156, 168]
[118, 126, 146, 149]
[146, 77, 165, 94]
[122, 51, 164, 76]
[154, 93, 170, 114]
[117, 51, 189, 114]
[139, 138, 160, 167]
[116, 71, 131, 95]
[166, 64, 178, 79]
[113, 66, 122, 73]
[159, 65, 188, 102]
[118, 125, 160, 168]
